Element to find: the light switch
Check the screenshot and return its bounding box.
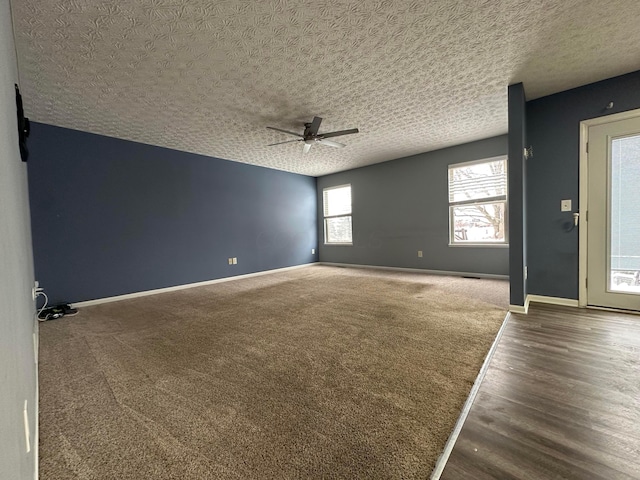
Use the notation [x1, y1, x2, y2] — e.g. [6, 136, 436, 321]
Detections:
[561, 199, 572, 212]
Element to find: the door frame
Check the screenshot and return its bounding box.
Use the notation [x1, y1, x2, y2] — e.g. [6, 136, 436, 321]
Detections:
[579, 108, 640, 307]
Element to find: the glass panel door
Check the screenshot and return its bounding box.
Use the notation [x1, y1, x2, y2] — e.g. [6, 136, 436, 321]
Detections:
[609, 135, 640, 294]
[587, 116, 640, 311]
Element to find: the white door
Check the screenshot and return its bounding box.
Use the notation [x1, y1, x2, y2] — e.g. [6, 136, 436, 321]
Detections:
[587, 116, 640, 311]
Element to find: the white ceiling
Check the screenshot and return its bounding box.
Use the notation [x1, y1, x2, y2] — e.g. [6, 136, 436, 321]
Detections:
[12, 0, 640, 176]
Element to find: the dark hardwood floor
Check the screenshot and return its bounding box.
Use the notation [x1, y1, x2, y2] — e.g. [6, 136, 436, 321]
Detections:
[439, 304, 640, 480]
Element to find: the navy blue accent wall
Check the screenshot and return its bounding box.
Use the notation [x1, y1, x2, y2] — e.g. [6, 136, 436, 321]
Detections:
[526, 70, 640, 299]
[508, 83, 527, 306]
[28, 123, 318, 304]
[317, 136, 509, 276]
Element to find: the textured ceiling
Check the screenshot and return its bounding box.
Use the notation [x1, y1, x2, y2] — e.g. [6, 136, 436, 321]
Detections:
[12, 0, 640, 176]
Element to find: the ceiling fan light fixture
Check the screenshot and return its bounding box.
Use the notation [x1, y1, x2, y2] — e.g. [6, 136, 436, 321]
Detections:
[266, 116, 359, 154]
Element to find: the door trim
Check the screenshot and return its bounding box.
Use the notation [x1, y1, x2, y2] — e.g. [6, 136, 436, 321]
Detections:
[579, 108, 640, 307]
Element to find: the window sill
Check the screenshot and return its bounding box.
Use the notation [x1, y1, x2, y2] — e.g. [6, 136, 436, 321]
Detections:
[448, 243, 509, 248]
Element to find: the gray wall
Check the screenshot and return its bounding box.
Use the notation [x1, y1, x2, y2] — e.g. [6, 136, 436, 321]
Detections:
[317, 136, 509, 276]
[28, 123, 318, 304]
[526, 70, 640, 299]
[0, 0, 38, 477]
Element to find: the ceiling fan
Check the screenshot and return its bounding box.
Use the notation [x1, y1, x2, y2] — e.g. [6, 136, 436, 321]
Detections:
[267, 116, 359, 154]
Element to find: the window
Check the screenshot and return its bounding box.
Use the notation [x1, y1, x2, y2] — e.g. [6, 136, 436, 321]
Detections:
[323, 184, 352, 244]
[448, 156, 508, 245]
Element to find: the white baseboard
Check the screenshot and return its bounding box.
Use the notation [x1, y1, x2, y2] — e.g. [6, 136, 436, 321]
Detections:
[509, 303, 528, 314]
[319, 262, 509, 280]
[527, 295, 579, 308]
[430, 312, 512, 479]
[73, 263, 315, 308]
[509, 294, 579, 314]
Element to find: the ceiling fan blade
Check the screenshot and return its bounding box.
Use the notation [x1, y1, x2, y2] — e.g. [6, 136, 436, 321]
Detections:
[266, 126, 303, 137]
[317, 138, 346, 148]
[267, 139, 302, 146]
[303, 143, 312, 154]
[319, 128, 359, 139]
[307, 116, 322, 136]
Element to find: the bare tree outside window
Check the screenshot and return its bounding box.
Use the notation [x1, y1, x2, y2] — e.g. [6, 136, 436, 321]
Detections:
[448, 157, 508, 245]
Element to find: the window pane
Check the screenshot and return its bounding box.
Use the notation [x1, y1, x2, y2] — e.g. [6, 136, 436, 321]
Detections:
[449, 159, 507, 203]
[451, 202, 506, 243]
[326, 216, 352, 243]
[323, 185, 352, 216]
[609, 134, 640, 293]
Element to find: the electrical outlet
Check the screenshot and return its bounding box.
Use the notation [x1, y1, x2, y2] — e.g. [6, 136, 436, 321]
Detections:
[232, 257, 237, 265]
[228, 258, 233, 265]
[31, 281, 39, 301]
[524, 266, 528, 280]
[417, 250, 423, 258]
[312, 248, 315, 255]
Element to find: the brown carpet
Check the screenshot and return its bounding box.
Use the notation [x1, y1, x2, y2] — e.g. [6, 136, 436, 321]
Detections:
[39, 265, 508, 479]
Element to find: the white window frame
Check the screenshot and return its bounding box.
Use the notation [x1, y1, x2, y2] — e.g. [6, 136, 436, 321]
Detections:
[448, 156, 508, 247]
[323, 184, 353, 245]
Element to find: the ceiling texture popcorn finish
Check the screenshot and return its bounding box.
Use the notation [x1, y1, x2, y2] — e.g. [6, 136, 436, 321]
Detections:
[12, 0, 640, 176]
